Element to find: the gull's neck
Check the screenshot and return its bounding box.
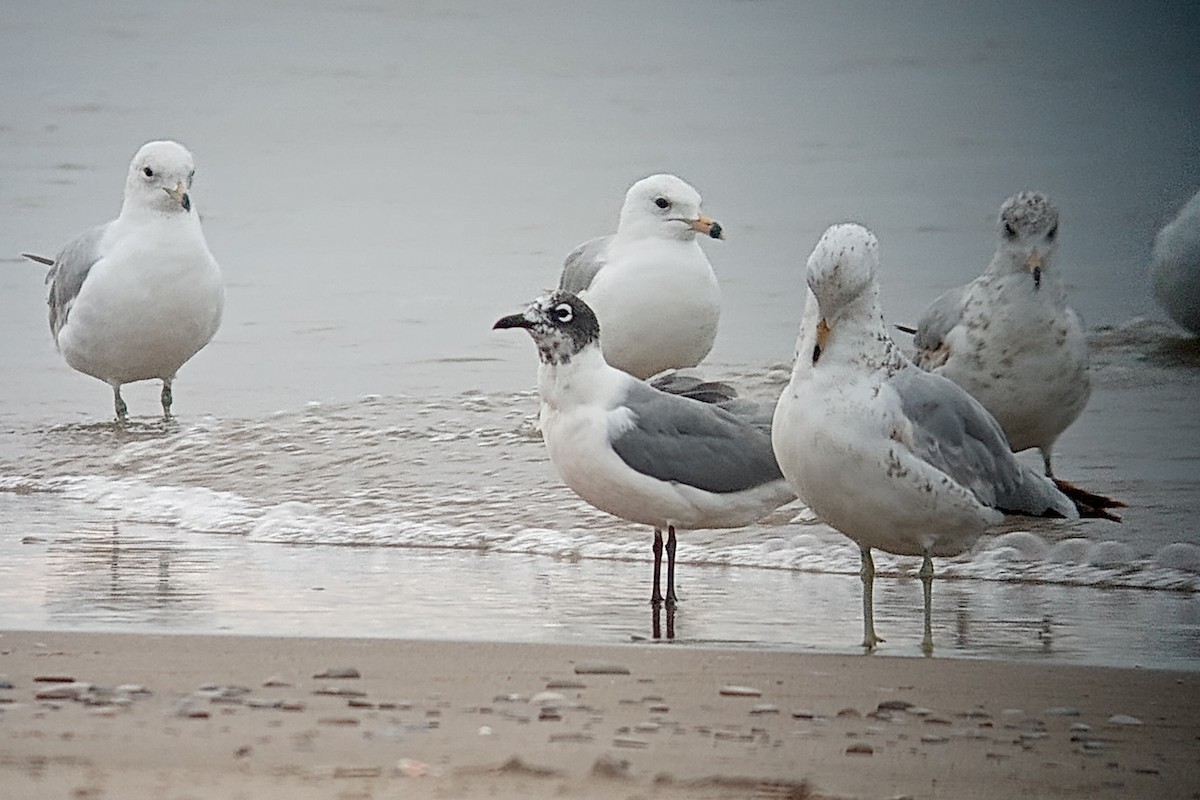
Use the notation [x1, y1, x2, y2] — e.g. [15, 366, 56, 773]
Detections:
[821, 283, 908, 375]
[537, 342, 628, 413]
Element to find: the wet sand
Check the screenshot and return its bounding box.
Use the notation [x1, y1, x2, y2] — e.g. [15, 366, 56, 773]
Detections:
[2, 630, 1198, 799]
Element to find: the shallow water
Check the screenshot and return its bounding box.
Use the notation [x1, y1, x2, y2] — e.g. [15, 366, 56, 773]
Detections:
[1, 1, 1198, 668]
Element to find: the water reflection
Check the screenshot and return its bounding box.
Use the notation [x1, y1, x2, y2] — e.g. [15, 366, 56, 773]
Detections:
[42, 522, 211, 627]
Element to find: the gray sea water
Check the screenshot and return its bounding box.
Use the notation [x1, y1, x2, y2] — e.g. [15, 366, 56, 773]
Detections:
[1, 1, 1198, 668]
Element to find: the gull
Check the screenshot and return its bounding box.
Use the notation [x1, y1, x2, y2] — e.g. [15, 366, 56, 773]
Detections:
[1150, 188, 1200, 335]
[559, 174, 724, 380]
[906, 192, 1088, 478]
[772, 223, 1086, 653]
[495, 290, 794, 606]
[24, 140, 224, 422]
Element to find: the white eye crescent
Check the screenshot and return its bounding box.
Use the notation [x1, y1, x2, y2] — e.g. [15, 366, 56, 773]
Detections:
[553, 303, 574, 323]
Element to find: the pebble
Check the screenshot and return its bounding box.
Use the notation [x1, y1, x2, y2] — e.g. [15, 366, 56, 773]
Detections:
[262, 676, 292, 688]
[648, 704, 670, 714]
[920, 734, 949, 744]
[317, 716, 360, 726]
[836, 708, 861, 718]
[792, 710, 817, 720]
[719, 685, 762, 697]
[34, 682, 92, 701]
[537, 707, 562, 721]
[574, 662, 630, 675]
[478, 725, 493, 736]
[750, 704, 780, 715]
[845, 743, 874, 756]
[530, 691, 566, 706]
[33, 675, 76, 684]
[1108, 714, 1144, 726]
[313, 667, 360, 679]
[0, 679, 15, 690]
[312, 686, 367, 698]
[612, 736, 649, 749]
[634, 721, 660, 733]
[545, 679, 586, 690]
[876, 700, 914, 712]
[1070, 722, 1094, 732]
[549, 732, 594, 744]
[1046, 706, 1081, 716]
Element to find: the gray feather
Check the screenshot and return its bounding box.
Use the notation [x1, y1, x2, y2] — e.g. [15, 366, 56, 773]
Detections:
[559, 235, 611, 294]
[891, 366, 1076, 518]
[45, 223, 108, 339]
[610, 381, 783, 494]
[912, 284, 968, 357]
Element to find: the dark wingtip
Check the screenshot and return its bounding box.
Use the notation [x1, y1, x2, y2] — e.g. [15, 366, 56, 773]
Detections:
[894, 323, 917, 335]
[21, 252, 55, 266]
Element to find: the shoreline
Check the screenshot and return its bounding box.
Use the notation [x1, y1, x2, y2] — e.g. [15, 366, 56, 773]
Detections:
[2, 630, 1197, 798]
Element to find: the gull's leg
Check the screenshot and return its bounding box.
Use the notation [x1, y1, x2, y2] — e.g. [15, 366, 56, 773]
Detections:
[665, 525, 678, 606]
[919, 549, 935, 655]
[1040, 447, 1055, 478]
[111, 383, 128, 423]
[860, 546, 883, 649]
[651, 528, 664, 605]
[161, 377, 174, 419]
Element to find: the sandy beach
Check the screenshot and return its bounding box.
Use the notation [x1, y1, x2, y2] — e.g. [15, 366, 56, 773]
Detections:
[1, 630, 1197, 799]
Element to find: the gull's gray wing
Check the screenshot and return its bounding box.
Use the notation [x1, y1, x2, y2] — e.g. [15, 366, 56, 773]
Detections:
[911, 284, 968, 362]
[890, 366, 1076, 518]
[610, 380, 783, 494]
[559, 234, 612, 294]
[44, 223, 109, 339]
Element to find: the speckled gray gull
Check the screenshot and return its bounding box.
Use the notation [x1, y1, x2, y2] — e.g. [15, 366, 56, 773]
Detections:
[24, 140, 224, 421]
[907, 192, 1088, 478]
[559, 174, 724, 380]
[772, 223, 1086, 653]
[1150, 188, 1200, 335]
[495, 290, 793, 606]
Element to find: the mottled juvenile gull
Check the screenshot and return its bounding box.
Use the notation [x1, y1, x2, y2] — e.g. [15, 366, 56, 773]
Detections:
[559, 174, 724, 380]
[772, 223, 1085, 653]
[495, 290, 793, 606]
[1150, 188, 1200, 335]
[908, 192, 1087, 478]
[25, 140, 224, 421]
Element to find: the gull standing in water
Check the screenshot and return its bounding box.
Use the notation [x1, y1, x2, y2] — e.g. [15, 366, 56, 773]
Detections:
[773, 223, 1086, 653]
[559, 174, 724, 380]
[907, 192, 1087, 478]
[495, 290, 793, 606]
[25, 140, 224, 422]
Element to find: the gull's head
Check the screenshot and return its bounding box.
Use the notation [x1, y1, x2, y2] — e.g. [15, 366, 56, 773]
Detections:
[493, 290, 601, 366]
[124, 140, 197, 215]
[617, 173, 724, 242]
[805, 224, 880, 362]
[806, 223, 880, 320]
[996, 191, 1059, 289]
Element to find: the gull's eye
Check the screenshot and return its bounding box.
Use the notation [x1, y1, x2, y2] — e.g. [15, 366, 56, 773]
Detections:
[142, 166, 154, 178]
[654, 197, 670, 210]
[1046, 224, 1058, 241]
[553, 303, 574, 324]
[1003, 221, 1017, 239]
